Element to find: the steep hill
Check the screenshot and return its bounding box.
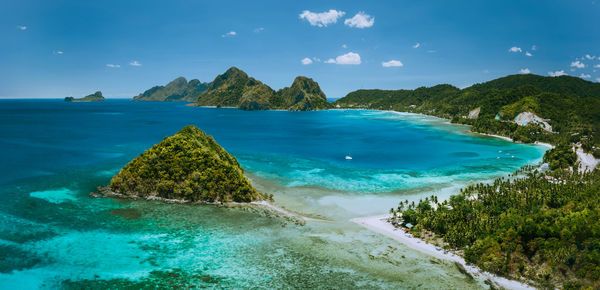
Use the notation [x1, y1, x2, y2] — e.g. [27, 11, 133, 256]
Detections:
[194, 67, 332, 111]
[132, 77, 209, 102]
[109, 125, 263, 202]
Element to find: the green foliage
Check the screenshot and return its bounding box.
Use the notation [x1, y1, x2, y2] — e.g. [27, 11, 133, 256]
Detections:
[194, 67, 332, 111]
[543, 144, 577, 170]
[393, 169, 600, 287]
[110, 125, 262, 202]
[133, 77, 209, 102]
[65, 91, 105, 102]
[334, 74, 600, 151]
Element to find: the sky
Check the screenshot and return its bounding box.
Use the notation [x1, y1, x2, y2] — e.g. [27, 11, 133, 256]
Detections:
[1, 0, 599, 99]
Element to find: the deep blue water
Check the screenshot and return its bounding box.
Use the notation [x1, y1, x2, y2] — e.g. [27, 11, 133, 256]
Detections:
[0, 99, 545, 288]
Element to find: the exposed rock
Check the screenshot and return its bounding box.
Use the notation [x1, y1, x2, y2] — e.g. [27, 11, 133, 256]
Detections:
[467, 107, 480, 119]
[514, 112, 552, 132]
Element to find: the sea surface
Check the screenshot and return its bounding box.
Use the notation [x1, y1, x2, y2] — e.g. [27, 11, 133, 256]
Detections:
[0, 99, 546, 289]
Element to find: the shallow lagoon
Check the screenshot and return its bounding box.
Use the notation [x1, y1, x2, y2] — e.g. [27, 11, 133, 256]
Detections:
[0, 100, 546, 288]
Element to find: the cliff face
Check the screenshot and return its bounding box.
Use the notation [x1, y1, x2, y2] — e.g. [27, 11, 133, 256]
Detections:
[65, 91, 105, 102]
[132, 77, 209, 102]
[109, 125, 262, 203]
[194, 67, 331, 111]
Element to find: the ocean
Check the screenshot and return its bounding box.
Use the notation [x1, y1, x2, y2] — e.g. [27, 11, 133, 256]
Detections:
[0, 99, 546, 288]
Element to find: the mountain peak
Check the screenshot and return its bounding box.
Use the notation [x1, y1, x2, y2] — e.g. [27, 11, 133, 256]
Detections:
[166, 77, 187, 87]
[220, 67, 248, 80]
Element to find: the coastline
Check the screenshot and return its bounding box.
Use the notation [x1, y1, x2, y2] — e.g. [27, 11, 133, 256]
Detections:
[352, 215, 535, 290]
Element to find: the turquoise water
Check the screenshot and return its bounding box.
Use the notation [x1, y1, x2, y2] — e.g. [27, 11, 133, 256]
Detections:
[0, 100, 546, 288]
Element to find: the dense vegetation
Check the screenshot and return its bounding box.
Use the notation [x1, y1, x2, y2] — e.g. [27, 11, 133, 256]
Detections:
[391, 168, 600, 288]
[132, 77, 209, 102]
[543, 144, 578, 170]
[194, 67, 332, 111]
[334, 74, 600, 160]
[64, 91, 105, 102]
[110, 125, 263, 202]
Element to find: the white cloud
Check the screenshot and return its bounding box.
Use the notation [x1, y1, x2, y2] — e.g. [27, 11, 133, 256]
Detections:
[548, 70, 567, 77]
[381, 60, 403, 67]
[325, 52, 361, 65]
[106, 64, 121, 68]
[519, 68, 531, 74]
[222, 31, 236, 37]
[342, 44, 347, 48]
[570, 60, 585, 69]
[344, 12, 374, 28]
[413, 43, 420, 48]
[585, 54, 596, 60]
[509, 46, 522, 53]
[17, 25, 27, 30]
[525, 51, 532, 57]
[53, 50, 64, 55]
[301, 57, 313, 65]
[595, 64, 600, 68]
[531, 45, 537, 51]
[299, 10, 345, 27]
[597, 78, 600, 83]
[580, 73, 591, 79]
[129, 60, 142, 67]
[253, 27, 264, 33]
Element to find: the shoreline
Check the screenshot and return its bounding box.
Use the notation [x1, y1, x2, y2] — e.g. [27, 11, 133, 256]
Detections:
[352, 215, 535, 290]
[91, 186, 316, 223]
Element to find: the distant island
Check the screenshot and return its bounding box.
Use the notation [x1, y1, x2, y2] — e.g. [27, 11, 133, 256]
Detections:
[131, 67, 332, 111]
[107, 125, 264, 203]
[65, 91, 105, 102]
[132, 77, 209, 102]
[192, 67, 331, 111]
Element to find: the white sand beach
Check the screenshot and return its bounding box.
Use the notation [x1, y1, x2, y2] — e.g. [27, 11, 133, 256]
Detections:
[534, 141, 554, 149]
[478, 133, 514, 142]
[351, 215, 535, 290]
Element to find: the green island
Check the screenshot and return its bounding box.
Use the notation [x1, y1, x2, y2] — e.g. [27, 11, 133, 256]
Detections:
[64, 91, 105, 102]
[109, 125, 265, 203]
[132, 77, 209, 102]
[194, 67, 331, 111]
[131, 67, 332, 111]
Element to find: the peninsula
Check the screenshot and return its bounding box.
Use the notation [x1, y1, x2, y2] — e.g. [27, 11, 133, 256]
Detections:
[334, 74, 600, 167]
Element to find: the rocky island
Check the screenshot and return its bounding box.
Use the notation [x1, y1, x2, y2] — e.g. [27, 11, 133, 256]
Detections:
[132, 77, 209, 102]
[108, 125, 263, 203]
[195, 67, 331, 111]
[64, 91, 105, 102]
[131, 67, 332, 111]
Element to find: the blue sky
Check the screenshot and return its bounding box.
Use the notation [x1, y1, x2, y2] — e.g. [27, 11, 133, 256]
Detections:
[1, 0, 599, 98]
